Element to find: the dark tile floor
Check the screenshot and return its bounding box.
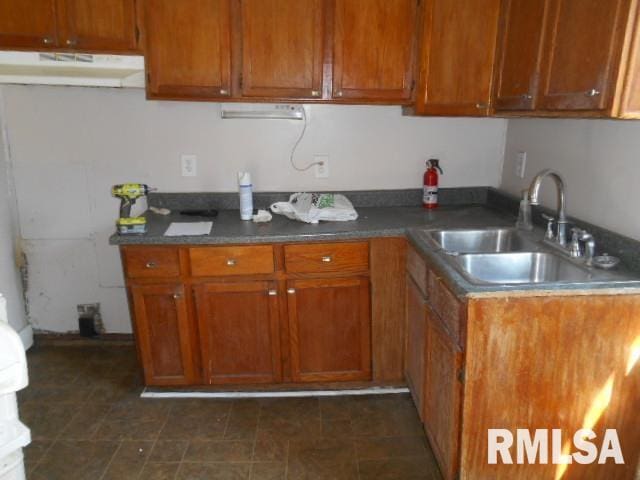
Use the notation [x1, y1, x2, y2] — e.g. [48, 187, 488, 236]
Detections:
[19, 344, 443, 479]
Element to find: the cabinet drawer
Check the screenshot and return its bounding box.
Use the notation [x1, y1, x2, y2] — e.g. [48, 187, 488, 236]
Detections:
[406, 245, 428, 297]
[428, 271, 464, 344]
[284, 242, 369, 274]
[122, 247, 180, 278]
[189, 246, 275, 276]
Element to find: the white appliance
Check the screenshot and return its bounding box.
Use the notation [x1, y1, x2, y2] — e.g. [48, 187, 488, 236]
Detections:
[0, 51, 144, 88]
[0, 295, 30, 480]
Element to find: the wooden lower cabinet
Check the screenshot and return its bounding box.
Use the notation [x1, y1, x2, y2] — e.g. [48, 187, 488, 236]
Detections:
[194, 281, 282, 384]
[405, 275, 427, 419]
[130, 283, 199, 386]
[423, 311, 463, 480]
[287, 276, 372, 382]
[122, 242, 379, 387]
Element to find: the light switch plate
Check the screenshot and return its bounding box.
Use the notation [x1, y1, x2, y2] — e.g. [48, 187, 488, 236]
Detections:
[515, 151, 527, 179]
[181, 154, 197, 177]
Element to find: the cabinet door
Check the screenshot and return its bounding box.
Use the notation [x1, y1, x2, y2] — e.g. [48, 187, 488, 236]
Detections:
[130, 284, 199, 386]
[194, 281, 282, 384]
[415, 0, 501, 116]
[0, 0, 58, 49]
[405, 275, 427, 421]
[239, 0, 324, 99]
[56, 0, 138, 52]
[332, 0, 418, 102]
[143, 0, 232, 99]
[287, 276, 371, 382]
[538, 0, 629, 111]
[493, 0, 548, 111]
[424, 313, 463, 480]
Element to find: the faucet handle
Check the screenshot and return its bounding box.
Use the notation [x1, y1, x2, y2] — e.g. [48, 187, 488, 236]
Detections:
[570, 228, 582, 257]
[541, 214, 555, 240]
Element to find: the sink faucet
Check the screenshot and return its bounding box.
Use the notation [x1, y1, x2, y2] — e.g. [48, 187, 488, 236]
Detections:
[528, 169, 569, 246]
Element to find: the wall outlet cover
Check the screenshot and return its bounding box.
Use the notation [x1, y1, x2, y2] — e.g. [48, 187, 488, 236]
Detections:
[314, 155, 330, 178]
[515, 151, 527, 179]
[181, 154, 197, 177]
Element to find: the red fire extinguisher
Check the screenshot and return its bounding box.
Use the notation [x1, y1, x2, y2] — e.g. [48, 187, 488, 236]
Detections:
[423, 158, 443, 209]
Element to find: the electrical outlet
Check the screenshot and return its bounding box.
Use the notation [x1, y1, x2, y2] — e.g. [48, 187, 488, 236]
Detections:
[314, 155, 329, 178]
[181, 154, 197, 177]
[515, 151, 527, 178]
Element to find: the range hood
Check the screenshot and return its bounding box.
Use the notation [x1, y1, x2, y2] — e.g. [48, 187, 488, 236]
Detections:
[0, 51, 145, 88]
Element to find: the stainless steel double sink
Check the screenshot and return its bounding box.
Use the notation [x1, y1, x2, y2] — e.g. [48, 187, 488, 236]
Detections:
[417, 227, 595, 285]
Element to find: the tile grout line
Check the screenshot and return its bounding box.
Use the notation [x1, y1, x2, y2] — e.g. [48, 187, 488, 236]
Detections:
[136, 400, 174, 480]
[96, 440, 124, 480]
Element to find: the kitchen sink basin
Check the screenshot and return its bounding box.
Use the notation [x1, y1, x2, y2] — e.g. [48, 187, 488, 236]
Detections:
[421, 227, 538, 253]
[452, 252, 593, 285]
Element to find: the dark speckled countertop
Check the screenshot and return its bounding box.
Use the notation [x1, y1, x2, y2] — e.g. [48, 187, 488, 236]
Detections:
[109, 189, 640, 297]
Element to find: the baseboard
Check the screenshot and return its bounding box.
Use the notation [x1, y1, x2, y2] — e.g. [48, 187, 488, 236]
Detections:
[141, 386, 410, 399]
[18, 325, 33, 351]
[33, 332, 134, 347]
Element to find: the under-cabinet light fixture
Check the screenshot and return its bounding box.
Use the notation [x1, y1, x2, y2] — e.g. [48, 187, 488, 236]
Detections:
[220, 104, 304, 120]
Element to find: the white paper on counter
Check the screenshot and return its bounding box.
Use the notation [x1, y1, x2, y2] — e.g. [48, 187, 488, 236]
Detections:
[164, 222, 213, 237]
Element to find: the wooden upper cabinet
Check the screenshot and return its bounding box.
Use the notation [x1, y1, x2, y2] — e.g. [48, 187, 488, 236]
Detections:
[56, 0, 139, 52]
[493, 0, 548, 111]
[144, 0, 232, 100]
[332, 0, 418, 102]
[414, 0, 501, 116]
[239, 0, 324, 99]
[538, 0, 630, 111]
[0, 0, 58, 49]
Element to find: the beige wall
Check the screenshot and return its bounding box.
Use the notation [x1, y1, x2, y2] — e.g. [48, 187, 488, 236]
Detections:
[1, 85, 507, 333]
[0, 90, 28, 336]
[501, 118, 640, 241]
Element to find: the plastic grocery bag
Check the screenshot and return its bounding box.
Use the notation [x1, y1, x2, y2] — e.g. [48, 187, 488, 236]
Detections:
[270, 193, 358, 224]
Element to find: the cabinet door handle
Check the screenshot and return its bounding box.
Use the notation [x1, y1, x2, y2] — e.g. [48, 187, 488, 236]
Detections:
[173, 293, 182, 299]
[268, 289, 277, 296]
[226, 259, 237, 266]
[145, 261, 157, 269]
[65, 39, 77, 47]
[43, 36, 54, 45]
[311, 90, 320, 97]
[585, 89, 601, 97]
[321, 256, 332, 263]
[287, 288, 296, 294]
[475, 103, 488, 109]
[335, 91, 343, 97]
[521, 94, 533, 100]
[220, 88, 229, 95]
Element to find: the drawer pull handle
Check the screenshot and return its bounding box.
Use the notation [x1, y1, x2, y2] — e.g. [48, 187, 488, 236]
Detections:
[321, 256, 332, 263]
[585, 88, 601, 97]
[145, 261, 157, 269]
[311, 90, 320, 97]
[287, 288, 296, 294]
[268, 289, 277, 296]
[226, 259, 237, 266]
[173, 293, 182, 299]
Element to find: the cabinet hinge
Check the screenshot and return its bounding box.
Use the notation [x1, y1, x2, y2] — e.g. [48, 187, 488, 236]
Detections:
[458, 367, 465, 384]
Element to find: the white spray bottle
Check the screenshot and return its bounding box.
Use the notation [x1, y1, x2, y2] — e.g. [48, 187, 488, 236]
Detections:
[238, 171, 253, 220]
